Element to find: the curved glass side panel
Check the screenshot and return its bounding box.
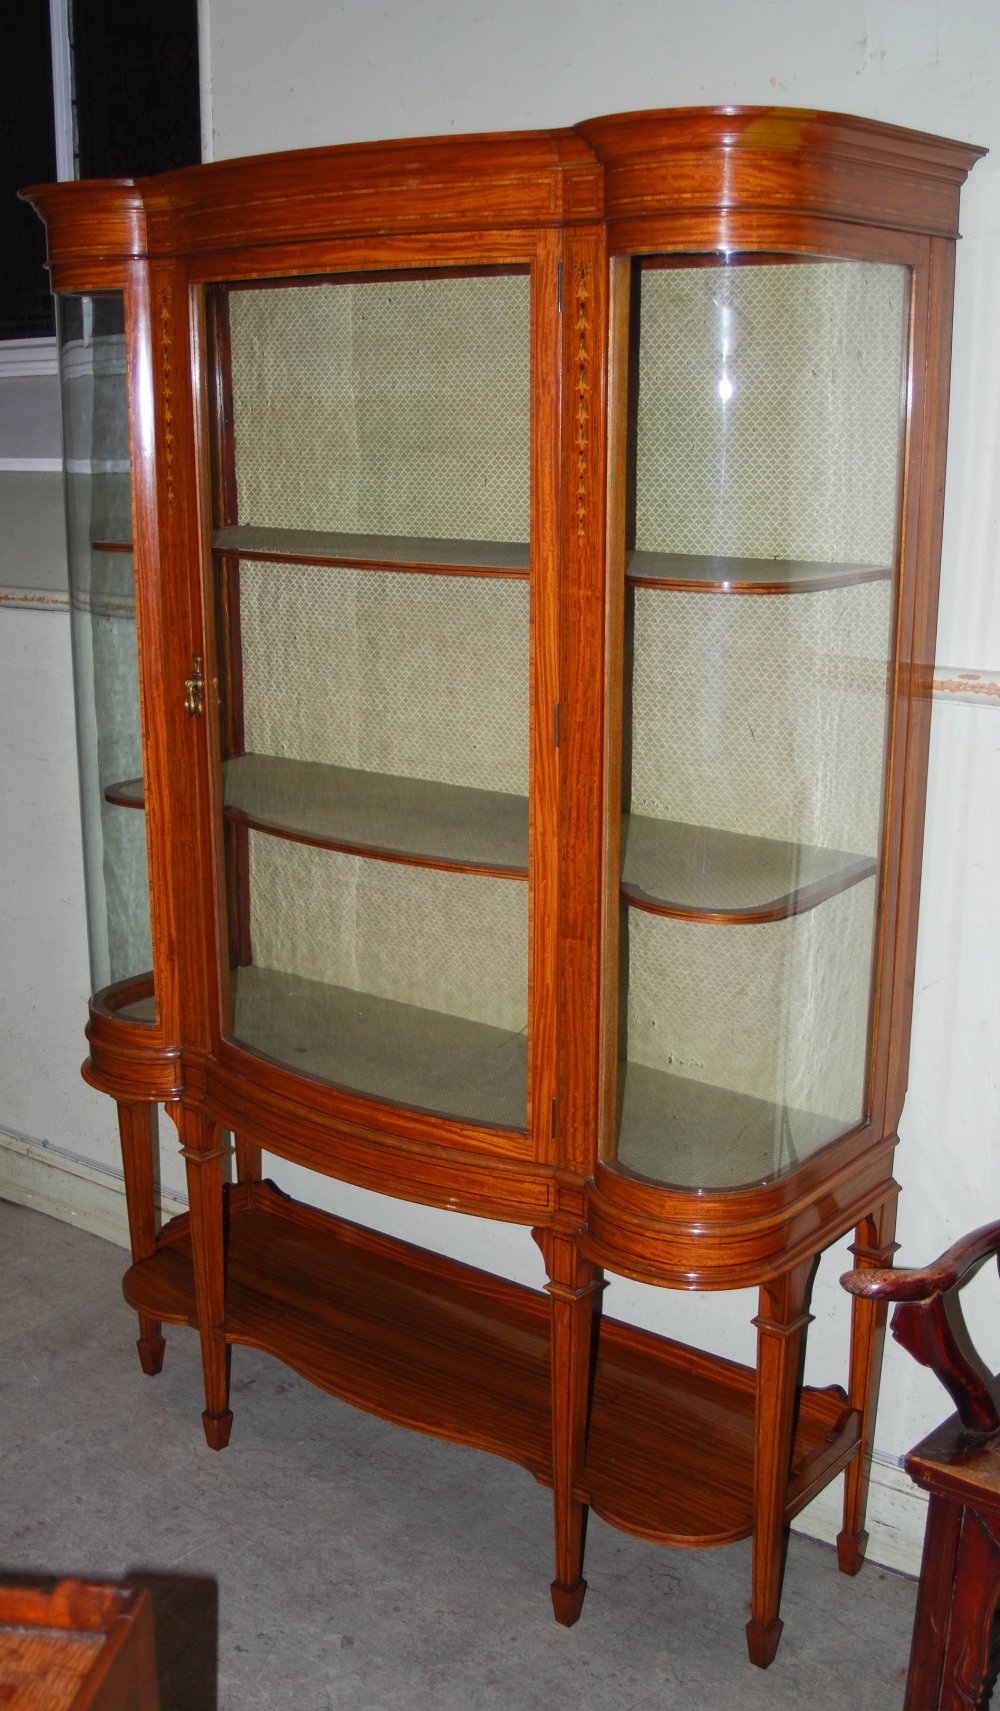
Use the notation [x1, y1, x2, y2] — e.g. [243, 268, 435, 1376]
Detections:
[208, 269, 530, 1127]
[59, 293, 155, 1007]
[606, 253, 909, 1190]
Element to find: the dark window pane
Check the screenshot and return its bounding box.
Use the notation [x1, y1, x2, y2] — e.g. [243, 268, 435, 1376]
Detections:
[73, 0, 201, 179]
[0, 3, 56, 338]
[4, 4, 202, 344]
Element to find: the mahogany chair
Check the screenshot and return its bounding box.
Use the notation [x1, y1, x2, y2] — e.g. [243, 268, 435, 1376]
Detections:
[842, 1221, 1000, 1711]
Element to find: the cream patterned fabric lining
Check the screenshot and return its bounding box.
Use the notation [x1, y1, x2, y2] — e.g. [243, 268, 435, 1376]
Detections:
[625, 876, 877, 1121]
[248, 834, 527, 1034]
[629, 581, 892, 854]
[239, 562, 528, 796]
[634, 260, 907, 563]
[229, 274, 530, 542]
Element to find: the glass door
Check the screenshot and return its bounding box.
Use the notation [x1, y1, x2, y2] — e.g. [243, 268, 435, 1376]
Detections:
[605, 252, 909, 1190]
[59, 291, 155, 1017]
[207, 267, 531, 1130]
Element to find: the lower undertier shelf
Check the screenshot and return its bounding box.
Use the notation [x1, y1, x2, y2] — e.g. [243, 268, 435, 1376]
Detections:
[124, 1181, 859, 1547]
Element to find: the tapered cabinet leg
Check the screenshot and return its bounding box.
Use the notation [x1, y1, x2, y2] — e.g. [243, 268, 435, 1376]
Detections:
[117, 1101, 166, 1375]
[174, 1105, 233, 1450]
[233, 1130, 263, 1187]
[535, 1227, 603, 1627]
[838, 1194, 899, 1574]
[747, 1259, 816, 1667]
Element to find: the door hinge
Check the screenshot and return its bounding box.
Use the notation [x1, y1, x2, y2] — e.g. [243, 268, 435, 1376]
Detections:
[557, 260, 563, 314]
[184, 654, 205, 717]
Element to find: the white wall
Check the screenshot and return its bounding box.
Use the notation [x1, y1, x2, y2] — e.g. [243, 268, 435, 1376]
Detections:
[2, 0, 997, 1576]
[0, 608, 92, 1138]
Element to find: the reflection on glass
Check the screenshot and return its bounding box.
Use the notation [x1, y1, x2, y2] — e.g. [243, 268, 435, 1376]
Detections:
[59, 294, 154, 1004]
[211, 271, 531, 1125]
[608, 255, 908, 1190]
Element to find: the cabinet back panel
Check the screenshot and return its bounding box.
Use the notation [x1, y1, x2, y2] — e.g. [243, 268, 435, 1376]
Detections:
[247, 832, 528, 1033]
[228, 274, 530, 544]
[633, 259, 907, 565]
[237, 561, 529, 796]
[625, 876, 875, 1113]
[628, 581, 892, 854]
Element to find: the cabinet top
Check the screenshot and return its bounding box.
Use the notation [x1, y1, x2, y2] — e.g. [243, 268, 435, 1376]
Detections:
[23, 105, 985, 282]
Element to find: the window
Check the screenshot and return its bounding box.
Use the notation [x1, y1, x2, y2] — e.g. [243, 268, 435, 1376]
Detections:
[1, 0, 201, 346]
[73, 0, 201, 180]
[1, 5, 57, 339]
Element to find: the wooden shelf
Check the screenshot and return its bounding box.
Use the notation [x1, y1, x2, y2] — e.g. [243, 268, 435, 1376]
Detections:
[214, 525, 530, 578]
[109, 763, 874, 918]
[93, 543, 886, 591]
[123, 1181, 859, 1547]
[104, 777, 145, 809]
[625, 551, 890, 594]
[616, 1062, 852, 1190]
[107, 756, 528, 877]
[622, 815, 876, 923]
[228, 964, 527, 1131]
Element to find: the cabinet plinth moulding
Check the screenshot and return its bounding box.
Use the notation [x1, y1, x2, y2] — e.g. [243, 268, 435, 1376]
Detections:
[23, 105, 983, 1668]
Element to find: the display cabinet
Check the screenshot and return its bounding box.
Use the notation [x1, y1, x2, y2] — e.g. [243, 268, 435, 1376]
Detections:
[25, 106, 982, 1668]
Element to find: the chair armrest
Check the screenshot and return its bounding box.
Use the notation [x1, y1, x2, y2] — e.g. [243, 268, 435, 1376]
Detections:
[841, 1218, 1000, 1303]
[841, 1219, 1000, 1436]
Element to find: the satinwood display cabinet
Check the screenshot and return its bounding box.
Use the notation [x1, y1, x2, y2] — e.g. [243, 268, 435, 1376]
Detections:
[25, 106, 983, 1667]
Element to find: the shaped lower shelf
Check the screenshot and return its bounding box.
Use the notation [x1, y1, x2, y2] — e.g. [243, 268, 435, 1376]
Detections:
[124, 1181, 859, 1547]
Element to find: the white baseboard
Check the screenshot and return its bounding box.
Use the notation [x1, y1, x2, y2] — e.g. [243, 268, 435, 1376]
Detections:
[0, 1127, 186, 1250]
[792, 1452, 925, 1578]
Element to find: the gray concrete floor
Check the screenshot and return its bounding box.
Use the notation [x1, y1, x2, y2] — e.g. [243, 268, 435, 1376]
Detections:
[0, 1199, 917, 1709]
